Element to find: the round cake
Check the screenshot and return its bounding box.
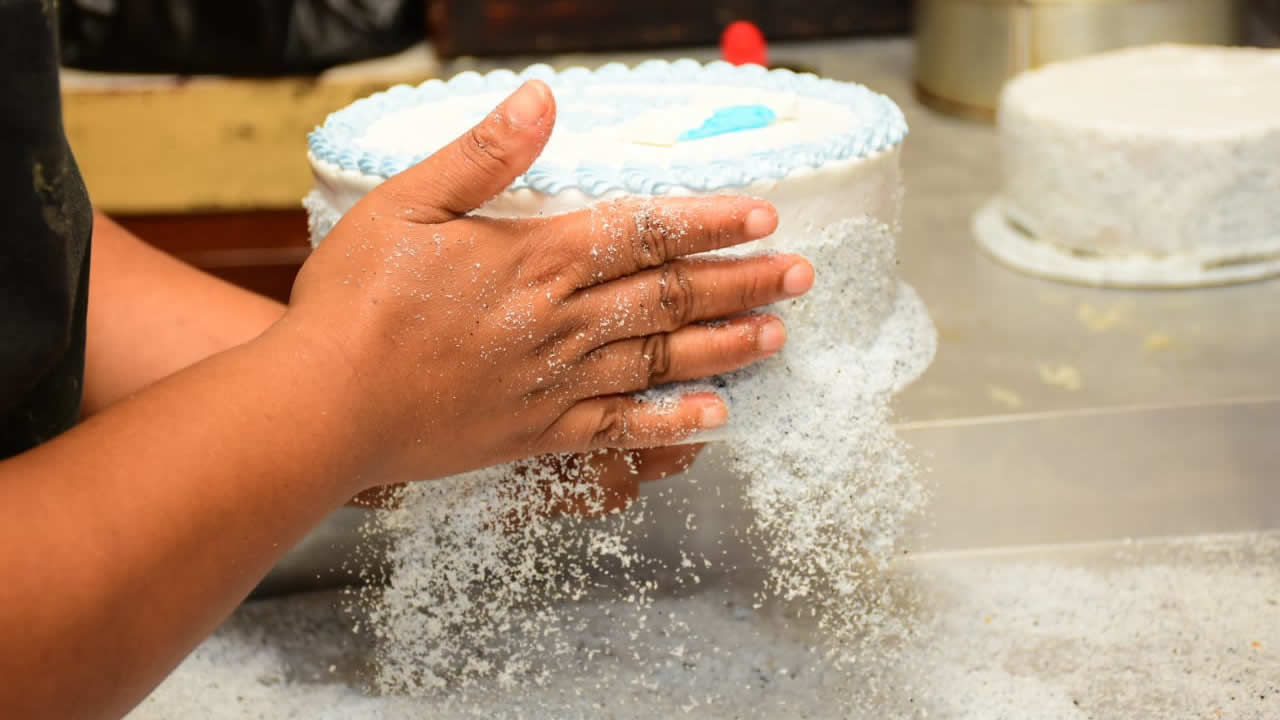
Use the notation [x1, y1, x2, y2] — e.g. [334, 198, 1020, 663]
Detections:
[305, 60, 936, 439]
[975, 44, 1280, 288]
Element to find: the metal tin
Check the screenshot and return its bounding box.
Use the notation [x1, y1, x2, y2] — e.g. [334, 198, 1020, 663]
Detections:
[914, 0, 1244, 121]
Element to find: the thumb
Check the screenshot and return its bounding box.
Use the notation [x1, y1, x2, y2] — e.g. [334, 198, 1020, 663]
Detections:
[379, 79, 555, 224]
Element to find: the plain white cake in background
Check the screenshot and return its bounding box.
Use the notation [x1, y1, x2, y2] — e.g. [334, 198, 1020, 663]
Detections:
[975, 44, 1280, 288]
[306, 60, 937, 438]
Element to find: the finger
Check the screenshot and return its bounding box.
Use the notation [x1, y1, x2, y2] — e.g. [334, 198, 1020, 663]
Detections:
[569, 254, 812, 346]
[579, 449, 643, 515]
[542, 195, 778, 290]
[631, 444, 704, 483]
[575, 314, 785, 398]
[377, 80, 556, 224]
[503, 453, 631, 520]
[349, 483, 405, 509]
[542, 392, 728, 453]
[568, 444, 704, 516]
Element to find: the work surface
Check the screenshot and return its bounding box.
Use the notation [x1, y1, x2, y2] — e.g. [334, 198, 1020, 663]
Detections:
[137, 532, 1280, 718]
[189, 37, 1277, 717]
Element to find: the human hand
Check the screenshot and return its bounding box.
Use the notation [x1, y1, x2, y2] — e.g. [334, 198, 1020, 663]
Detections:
[351, 445, 702, 516]
[580, 445, 704, 515]
[285, 80, 813, 491]
[516, 444, 705, 519]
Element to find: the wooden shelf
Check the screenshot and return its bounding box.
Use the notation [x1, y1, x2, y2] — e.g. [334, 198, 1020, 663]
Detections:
[61, 44, 440, 215]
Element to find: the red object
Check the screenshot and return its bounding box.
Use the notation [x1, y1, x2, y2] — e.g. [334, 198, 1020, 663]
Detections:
[720, 21, 768, 67]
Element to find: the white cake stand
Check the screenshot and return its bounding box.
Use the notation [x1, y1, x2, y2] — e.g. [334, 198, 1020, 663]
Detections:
[973, 198, 1280, 289]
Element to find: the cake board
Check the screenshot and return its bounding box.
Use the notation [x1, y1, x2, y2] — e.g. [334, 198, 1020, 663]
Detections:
[973, 197, 1280, 289]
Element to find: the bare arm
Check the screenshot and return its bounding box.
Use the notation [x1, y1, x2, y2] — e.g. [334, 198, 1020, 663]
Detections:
[82, 212, 286, 415]
[0, 320, 361, 720]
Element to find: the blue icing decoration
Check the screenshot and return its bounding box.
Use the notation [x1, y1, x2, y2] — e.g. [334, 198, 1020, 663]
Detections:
[678, 104, 777, 142]
[308, 59, 908, 195]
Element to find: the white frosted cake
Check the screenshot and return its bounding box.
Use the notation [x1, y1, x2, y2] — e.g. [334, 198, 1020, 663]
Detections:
[306, 60, 936, 438]
[975, 44, 1280, 287]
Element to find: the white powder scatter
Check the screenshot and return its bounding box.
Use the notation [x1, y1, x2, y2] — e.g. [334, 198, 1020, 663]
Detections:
[896, 532, 1280, 720]
[131, 532, 1280, 719]
[362, 453, 676, 695]
[644, 216, 936, 655]
[349, 206, 937, 698]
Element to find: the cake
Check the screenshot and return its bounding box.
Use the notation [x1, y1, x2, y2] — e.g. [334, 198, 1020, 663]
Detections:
[304, 62, 936, 690]
[305, 60, 935, 439]
[975, 44, 1280, 288]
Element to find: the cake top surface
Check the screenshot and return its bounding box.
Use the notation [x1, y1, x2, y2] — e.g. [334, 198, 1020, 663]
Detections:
[1001, 45, 1280, 136]
[309, 59, 906, 196]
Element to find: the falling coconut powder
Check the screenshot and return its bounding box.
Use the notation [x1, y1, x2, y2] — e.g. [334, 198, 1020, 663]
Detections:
[356, 202, 938, 709]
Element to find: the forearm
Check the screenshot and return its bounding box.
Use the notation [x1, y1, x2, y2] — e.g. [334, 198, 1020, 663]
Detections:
[83, 212, 287, 415]
[0, 320, 363, 720]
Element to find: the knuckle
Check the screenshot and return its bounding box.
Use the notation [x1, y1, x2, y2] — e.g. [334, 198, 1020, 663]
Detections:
[530, 219, 598, 289]
[739, 268, 769, 310]
[523, 240, 570, 285]
[629, 205, 671, 269]
[462, 122, 512, 172]
[657, 264, 696, 328]
[642, 333, 673, 384]
[590, 400, 632, 448]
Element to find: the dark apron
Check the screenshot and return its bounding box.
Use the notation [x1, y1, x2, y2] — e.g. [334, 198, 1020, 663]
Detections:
[0, 0, 93, 458]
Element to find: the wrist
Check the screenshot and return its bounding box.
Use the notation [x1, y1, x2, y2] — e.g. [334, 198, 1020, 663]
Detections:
[250, 313, 382, 500]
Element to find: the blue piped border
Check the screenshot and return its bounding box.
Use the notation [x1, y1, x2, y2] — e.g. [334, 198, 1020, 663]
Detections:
[308, 59, 907, 196]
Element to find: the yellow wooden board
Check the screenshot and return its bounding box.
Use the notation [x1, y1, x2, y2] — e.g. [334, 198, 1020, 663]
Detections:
[62, 45, 440, 214]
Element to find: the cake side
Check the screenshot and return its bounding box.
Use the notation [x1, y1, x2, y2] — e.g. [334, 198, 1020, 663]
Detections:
[997, 45, 1280, 264]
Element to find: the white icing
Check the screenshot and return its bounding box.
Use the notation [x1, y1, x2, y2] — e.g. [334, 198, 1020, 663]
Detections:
[355, 84, 850, 171]
[992, 44, 1280, 286]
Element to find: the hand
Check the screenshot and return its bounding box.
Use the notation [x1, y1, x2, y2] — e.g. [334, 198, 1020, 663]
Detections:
[351, 445, 703, 515]
[547, 445, 705, 516]
[285, 80, 813, 491]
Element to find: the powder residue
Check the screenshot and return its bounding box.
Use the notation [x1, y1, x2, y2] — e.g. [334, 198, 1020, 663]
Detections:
[130, 531, 1280, 719]
[355, 207, 937, 698]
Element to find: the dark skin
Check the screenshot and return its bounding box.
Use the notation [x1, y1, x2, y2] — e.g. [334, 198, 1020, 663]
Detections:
[0, 80, 810, 718]
[86, 211, 703, 512]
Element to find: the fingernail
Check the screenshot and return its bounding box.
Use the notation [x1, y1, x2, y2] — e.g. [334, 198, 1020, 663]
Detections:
[757, 319, 786, 353]
[744, 207, 776, 239]
[506, 81, 547, 128]
[700, 400, 729, 429]
[782, 261, 814, 296]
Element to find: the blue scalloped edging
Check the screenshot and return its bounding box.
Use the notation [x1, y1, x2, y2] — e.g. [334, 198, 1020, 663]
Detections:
[308, 59, 907, 196]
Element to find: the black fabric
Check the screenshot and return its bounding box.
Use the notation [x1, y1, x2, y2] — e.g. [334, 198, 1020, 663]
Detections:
[1, 0, 93, 459]
[59, 0, 425, 76]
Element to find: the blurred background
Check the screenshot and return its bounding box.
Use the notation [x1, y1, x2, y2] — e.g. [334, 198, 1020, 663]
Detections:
[59, 0, 1280, 307]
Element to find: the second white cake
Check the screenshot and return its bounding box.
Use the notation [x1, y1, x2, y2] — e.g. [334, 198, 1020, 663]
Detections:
[976, 44, 1280, 288]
